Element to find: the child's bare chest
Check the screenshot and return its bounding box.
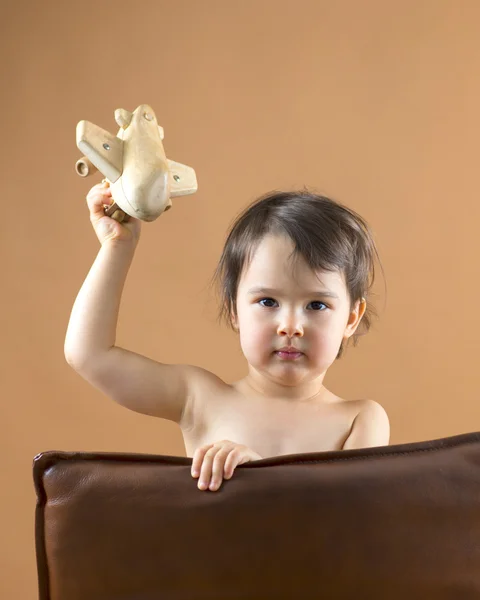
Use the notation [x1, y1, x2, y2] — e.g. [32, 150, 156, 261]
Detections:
[182, 379, 362, 458]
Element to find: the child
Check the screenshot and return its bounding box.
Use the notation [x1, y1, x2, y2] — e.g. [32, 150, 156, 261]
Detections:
[64, 182, 390, 492]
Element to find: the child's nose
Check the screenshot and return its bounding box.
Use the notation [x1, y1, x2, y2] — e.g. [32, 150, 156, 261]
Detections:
[277, 316, 304, 337]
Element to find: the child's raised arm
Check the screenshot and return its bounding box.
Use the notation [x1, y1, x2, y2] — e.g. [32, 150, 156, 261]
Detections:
[64, 182, 200, 426]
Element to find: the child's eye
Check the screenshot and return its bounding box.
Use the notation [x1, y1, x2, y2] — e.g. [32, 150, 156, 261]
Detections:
[309, 301, 327, 311]
[258, 297, 277, 308]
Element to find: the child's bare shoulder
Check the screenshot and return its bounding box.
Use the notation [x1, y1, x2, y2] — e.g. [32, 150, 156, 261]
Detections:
[342, 398, 390, 449]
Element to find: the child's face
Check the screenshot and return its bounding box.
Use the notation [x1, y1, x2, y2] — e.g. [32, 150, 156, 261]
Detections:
[232, 233, 365, 387]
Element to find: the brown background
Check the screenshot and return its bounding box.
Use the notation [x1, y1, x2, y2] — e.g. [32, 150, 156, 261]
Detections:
[2, 0, 480, 596]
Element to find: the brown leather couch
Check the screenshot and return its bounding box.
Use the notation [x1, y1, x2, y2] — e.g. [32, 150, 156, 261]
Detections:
[33, 431, 480, 599]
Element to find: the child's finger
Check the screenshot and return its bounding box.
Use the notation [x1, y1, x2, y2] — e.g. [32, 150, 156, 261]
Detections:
[209, 449, 232, 490]
[86, 190, 113, 218]
[191, 444, 213, 478]
[198, 446, 221, 490]
[223, 449, 242, 479]
[86, 182, 110, 201]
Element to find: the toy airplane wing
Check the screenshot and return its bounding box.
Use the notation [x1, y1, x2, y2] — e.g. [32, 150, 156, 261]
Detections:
[167, 159, 198, 197]
[76, 121, 123, 182]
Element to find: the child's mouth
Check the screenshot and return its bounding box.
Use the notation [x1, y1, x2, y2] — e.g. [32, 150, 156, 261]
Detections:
[275, 351, 303, 360]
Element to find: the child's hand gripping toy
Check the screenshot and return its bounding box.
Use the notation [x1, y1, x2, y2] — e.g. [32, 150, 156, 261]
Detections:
[75, 104, 197, 223]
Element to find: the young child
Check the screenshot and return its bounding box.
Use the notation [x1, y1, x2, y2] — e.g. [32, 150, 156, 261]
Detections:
[65, 182, 390, 492]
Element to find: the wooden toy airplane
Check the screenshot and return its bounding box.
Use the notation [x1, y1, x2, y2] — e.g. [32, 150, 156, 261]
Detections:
[75, 104, 198, 222]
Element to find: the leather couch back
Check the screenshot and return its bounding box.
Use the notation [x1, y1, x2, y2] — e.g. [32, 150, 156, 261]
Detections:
[33, 431, 480, 599]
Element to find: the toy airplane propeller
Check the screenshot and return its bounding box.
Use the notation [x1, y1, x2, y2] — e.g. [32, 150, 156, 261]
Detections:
[75, 104, 198, 222]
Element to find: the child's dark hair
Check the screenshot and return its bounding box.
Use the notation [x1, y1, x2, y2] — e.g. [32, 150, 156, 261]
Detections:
[211, 189, 384, 359]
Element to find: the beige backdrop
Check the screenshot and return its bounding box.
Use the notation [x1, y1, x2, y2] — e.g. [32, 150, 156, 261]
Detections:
[2, 0, 480, 596]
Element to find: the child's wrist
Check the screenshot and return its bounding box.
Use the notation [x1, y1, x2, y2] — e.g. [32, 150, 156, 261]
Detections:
[101, 237, 138, 258]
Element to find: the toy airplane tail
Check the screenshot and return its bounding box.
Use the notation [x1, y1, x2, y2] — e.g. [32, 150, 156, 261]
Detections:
[75, 104, 197, 222]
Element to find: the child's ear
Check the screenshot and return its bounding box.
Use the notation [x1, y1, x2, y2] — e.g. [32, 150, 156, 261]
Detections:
[344, 297, 366, 338]
[230, 311, 239, 332]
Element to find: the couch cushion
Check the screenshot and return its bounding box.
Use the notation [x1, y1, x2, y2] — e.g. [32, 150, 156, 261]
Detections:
[33, 431, 480, 599]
